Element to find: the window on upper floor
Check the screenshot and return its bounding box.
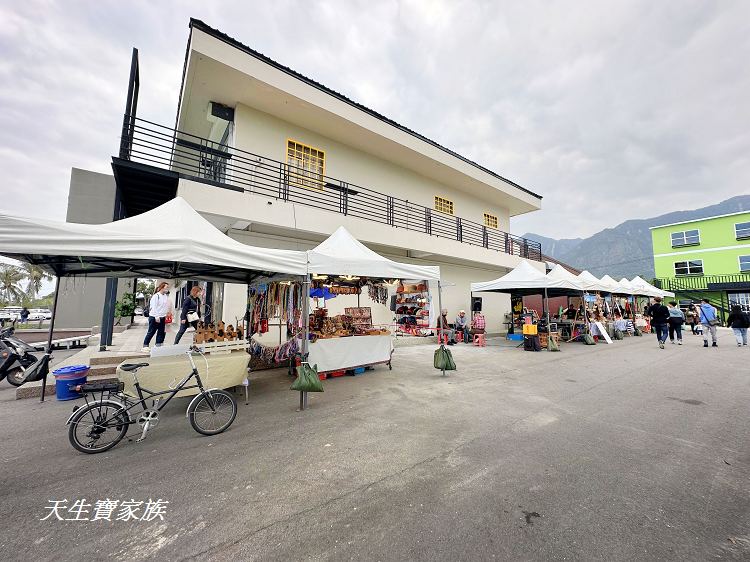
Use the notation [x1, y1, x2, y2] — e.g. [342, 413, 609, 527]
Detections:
[434, 196, 454, 215]
[670, 229, 700, 247]
[740, 255, 750, 273]
[735, 222, 750, 240]
[287, 139, 325, 191]
[674, 260, 703, 276]
[483, 213, 498, 229]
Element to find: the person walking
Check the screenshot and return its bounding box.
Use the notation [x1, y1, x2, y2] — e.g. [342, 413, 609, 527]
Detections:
[174, 285, 203, 345]
[142, 282, 171, 352]
[667, 301, 685, 345]
[19, 307, 29, 324]
[685, 303, 698, 336]
[698, 298, 720, 348]
[454, 310, 470, 343]
[648, 296, 670, 349]
[726, 305, 749, 347]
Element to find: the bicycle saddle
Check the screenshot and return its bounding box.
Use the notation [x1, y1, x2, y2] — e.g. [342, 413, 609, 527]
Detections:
[120, 362, 149, 371]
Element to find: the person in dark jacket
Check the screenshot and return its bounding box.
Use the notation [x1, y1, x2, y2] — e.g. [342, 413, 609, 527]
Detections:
[726, 304, 749, 347]
[648, 296, 670, 349]
[174, 286, 202, 344]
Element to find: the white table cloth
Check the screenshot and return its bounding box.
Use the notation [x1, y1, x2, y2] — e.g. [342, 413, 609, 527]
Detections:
[307, 335, 393, 373]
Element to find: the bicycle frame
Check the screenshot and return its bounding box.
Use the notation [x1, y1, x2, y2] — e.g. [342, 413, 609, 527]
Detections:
[68, 350, 218, 429]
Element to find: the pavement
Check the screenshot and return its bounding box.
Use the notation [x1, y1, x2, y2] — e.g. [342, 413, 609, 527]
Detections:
[0, 329, 748, 561]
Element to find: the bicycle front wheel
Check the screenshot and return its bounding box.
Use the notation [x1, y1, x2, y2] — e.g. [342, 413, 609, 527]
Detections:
[68, 402, 130, 454]
[188, 390, 237, 436]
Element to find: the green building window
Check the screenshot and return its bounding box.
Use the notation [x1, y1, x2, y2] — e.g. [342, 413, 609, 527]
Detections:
[674, 260, 703, 276]
[671, 229, 700, 247]
[740, 255, 750, 273]
[735, 222, 750, 240]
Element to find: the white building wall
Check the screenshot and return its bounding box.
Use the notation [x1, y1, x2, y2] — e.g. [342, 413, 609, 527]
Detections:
[233, 104, 511, 232]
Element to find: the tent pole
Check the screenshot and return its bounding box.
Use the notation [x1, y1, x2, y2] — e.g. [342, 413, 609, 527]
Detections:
[300, 275, 311, 411]
[544, 287, 550, 350]
[437, 280, 445, 376]
[40, 276, 61, 402]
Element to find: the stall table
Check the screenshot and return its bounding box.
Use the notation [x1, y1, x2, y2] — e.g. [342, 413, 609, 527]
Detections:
[307, 335, 393, 374]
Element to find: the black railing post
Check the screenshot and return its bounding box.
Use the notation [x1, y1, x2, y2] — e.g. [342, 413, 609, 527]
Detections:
[387, 196, 394, 226]
[482, 226, 488, 248]
[457, 217, 462, 242]
[340, 182, 349, 215]
[523, 240, 529, 258]
[425, 208, 432, 235]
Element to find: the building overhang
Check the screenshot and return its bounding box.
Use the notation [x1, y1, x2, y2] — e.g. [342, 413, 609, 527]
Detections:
[175, 20, 542, 217]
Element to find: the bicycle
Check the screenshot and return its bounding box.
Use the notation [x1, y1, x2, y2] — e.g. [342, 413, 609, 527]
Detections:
[66, 346, 237, 454]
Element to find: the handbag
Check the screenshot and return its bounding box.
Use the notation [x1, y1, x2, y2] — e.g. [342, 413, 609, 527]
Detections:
[165, 313, 173, 324]
[433, 346, 456, 371]
[187, 311, 200, 323]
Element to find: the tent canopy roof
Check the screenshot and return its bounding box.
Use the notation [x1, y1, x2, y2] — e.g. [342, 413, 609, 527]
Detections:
[308, 226, 440, 280]
[0, 197, 308, 283]
[471, 260, 582, 296]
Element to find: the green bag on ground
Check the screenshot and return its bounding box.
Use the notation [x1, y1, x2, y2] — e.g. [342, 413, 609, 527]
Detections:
[613, 329, 624, 340]
[583, 333, 596, 345]
[607, 324, 616, 338]
[434, 345, 456, 371]
[547, 336, 560, 352]
[290, 363, 324, 392]
[633, 327, 642, 336]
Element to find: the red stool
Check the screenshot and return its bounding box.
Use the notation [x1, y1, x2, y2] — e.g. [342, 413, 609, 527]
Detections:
[473, 333, 486, 347]
[455, 332, 463, 343]
[438, 330, 450, 344]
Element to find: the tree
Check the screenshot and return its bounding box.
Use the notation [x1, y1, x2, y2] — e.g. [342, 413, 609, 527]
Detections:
[21, 263, 52, 300]
[114, 293, 136, 325]
[0, 264, 25, 305]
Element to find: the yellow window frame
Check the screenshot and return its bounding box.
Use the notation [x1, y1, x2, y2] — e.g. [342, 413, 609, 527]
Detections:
[483, 213, 498, 229]
[287, 138, 326, 191]
[434, 196, 454, 215]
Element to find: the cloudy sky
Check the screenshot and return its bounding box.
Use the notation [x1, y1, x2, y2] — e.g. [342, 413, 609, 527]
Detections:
[1, 0, 748, 240]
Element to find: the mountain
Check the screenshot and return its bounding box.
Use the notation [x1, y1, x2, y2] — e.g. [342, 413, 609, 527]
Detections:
[523, 195, 750, 279]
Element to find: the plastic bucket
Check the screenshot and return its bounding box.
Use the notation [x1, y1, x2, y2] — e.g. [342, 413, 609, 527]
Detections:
[53, 365, 89, 401]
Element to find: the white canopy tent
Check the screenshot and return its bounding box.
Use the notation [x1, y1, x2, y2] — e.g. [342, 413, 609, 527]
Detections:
[546, 264, 586, 290]
[576, 270, 610, 293]
[631, 276, 674, 298]
[0, 197, 313, 401]
[0, 197, 308, 282]
[307, 226, 440, 280]
[599, 274, 624, 294]
[471, 260, 581, 295]
[617, 277, 638, 295]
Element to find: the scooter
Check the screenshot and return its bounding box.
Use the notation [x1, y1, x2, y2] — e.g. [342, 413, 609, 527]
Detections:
[0, 325, 39, 386]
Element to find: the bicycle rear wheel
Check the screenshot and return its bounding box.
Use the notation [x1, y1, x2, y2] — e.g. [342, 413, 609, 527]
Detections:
[188, 390, 237, 436]
[68, 401, 130, 454]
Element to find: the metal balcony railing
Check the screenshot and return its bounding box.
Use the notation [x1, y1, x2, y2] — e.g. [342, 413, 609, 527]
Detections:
[654, 274, 750, 292]
[120, 115, 542, 262]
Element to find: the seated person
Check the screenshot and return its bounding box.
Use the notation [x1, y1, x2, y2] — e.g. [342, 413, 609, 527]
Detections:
[437, 309, 456, 345]
[471, 311, 486, 335]
[613, 313, 634, 334]
[455, 310, 470, 343]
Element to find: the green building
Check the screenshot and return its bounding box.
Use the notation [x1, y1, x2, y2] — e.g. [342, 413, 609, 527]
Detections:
[650, 211, 750, 320]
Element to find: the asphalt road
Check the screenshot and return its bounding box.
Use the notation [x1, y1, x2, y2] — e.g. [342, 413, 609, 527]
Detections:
[0, 331, 748, 561]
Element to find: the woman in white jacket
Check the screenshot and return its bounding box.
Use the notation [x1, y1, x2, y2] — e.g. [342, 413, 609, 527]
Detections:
[142, 282, 171, 352]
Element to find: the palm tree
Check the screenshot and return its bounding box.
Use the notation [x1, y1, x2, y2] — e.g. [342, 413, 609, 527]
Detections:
[21, 263, 52, 300]
[0, 264, 25, 305]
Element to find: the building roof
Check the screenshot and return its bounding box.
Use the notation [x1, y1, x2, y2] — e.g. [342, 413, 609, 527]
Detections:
[543, 255, 581, 275]
[649, 209, 750, 230]
[187, 18, 542, 202]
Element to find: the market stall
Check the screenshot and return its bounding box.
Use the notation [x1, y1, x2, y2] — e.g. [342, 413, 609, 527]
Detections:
[304, 227, 441, 374]
[471, 260, 582, 349]
[0, 197, 309, 401]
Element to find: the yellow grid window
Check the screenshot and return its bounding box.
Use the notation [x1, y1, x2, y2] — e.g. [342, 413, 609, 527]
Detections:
[434, 196, 454, 215]
[483, 213, 498, 229]
[287, 139, 325, 191]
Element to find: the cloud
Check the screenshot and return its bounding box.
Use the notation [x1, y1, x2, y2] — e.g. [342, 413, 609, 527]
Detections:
[0, 0, 748, 242]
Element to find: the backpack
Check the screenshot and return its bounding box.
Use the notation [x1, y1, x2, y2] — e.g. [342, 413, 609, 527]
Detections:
[583, 333, 596, 345]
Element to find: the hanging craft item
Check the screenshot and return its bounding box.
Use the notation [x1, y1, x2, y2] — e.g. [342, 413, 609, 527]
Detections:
[367, 284, 388, 306]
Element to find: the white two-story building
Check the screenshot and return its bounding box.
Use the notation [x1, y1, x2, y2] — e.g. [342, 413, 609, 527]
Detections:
[67, 19, 543, 338]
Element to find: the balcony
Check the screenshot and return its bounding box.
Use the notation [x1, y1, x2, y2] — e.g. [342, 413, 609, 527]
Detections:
[117, 115, 542, 262]
[654, 274, 750, 292]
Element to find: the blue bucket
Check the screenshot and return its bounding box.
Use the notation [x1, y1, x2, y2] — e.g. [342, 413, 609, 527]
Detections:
[53, 365, 89, 401]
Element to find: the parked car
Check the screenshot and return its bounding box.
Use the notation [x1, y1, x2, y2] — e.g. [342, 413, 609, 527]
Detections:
[28, 309, 48, 321]
[0, 307, 22, 322]
[134, 306, 144, 316]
